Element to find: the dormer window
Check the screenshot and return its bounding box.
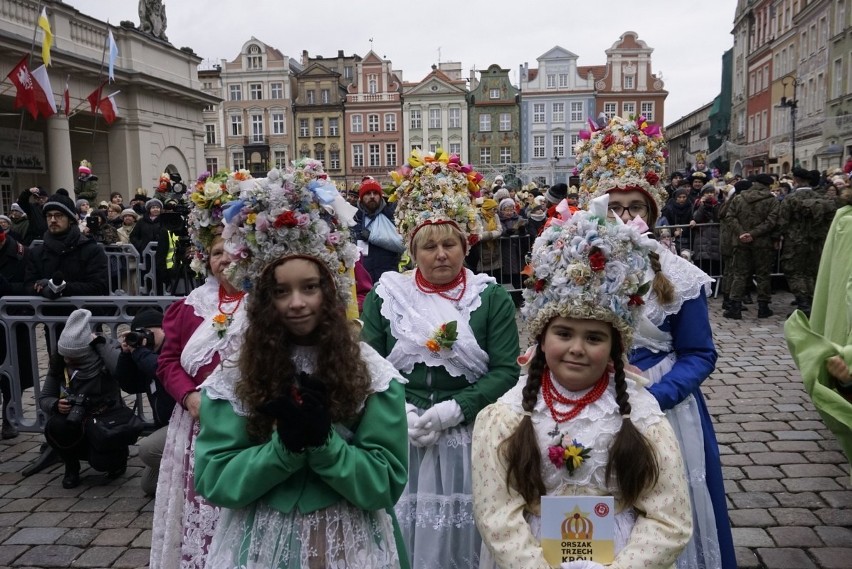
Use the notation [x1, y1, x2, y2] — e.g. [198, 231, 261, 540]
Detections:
[247, 44, 262, 70]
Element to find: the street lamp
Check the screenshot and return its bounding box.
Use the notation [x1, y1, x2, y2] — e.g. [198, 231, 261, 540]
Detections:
[778, 75, 801, 168]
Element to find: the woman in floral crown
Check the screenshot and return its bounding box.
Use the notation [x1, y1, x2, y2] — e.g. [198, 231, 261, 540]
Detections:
[361, 149, 521, 568]
[472, 199, 692, 569]
[575, 116, 735, 569]
[193, 159, 409, 569]
[150, 170, 243, 569]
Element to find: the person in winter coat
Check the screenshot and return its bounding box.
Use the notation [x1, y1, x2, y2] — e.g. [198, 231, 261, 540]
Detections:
[9, 204, 29, 244]
[660, 188, 694, 254]
[129, 198, 163, 257]
[16, 187, 48, 246]
[718, 180, 751, 312]
[476, 198, 503, 275]
[0, 226, 29, 439]
[722, 174, 780, 319]
[351, 179, 404, 284]
[691, 184, 722, 277]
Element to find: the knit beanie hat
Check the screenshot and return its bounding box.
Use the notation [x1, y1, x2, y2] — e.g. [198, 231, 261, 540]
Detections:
[58, 309, 94, 358]
[145, 198, 164, 212]
[545, 183, 568, 204]
[131, 307, 164, 329]
[733, 180, 753, 193]
[10, 203, 25, 215]
[120, 208, 139, 220]
[43, 190, 78, 220]
[0, 215, 11, 226]
[76, 199, 89, 210]
[493, 188, 511, 202]
[358, 179, 383, 200]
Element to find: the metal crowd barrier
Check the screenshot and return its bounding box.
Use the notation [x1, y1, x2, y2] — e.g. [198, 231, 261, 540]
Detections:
[0, 296, 178, 433]
[475, 233, 534, 293]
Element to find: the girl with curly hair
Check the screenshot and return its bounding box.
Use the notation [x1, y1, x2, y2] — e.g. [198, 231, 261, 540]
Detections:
[193, 162, 409, 569]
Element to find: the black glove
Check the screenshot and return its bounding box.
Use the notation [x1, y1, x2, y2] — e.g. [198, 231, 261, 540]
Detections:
[359, 228, 371, 242]
[257, 387, 307, 453]
[297, 375, 332, 447]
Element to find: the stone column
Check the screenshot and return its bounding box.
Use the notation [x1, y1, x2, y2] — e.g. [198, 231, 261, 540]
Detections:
[46, 114, 74, 196]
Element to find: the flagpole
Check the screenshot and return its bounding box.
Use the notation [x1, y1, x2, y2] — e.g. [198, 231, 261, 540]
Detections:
[90, 21, 111, 150]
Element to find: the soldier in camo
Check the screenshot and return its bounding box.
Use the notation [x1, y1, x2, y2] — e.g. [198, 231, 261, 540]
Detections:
[721, 175, 780, 319]
[778, 168, 836, 317]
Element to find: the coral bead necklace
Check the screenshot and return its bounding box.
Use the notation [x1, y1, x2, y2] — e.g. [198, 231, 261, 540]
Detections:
[541, 368, 609, 424]
[415, 268, 467, 302]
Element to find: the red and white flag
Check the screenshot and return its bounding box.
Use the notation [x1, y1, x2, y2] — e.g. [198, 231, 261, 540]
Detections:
[30, 64, 57, 118]
[97, 93, 119, 124]
[63, 75, 70, 117]
[86, 80, 107, 114]
[5, 55, 38, 119]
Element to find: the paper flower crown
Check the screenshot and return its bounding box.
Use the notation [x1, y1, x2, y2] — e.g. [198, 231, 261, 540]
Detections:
[521, 196, 653, 348]
[574, 116, 668, 217]
[389, 149, 484, 245]
[221, 158, 359, 306]
[186, 170, 241, 274]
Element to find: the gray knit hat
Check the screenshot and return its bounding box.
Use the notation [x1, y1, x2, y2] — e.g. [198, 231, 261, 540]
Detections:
[75, 199, 89, 210]
[120, 208, 139, 220]
[145, 198, 164, 212]
[57, 309, 94, 358]
[43, 191, 78, 220]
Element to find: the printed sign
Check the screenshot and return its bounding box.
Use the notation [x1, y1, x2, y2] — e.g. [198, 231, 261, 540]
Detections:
[540, 495, 615, 567]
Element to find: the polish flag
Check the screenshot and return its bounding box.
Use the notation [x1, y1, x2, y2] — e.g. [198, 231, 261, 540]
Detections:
[5, 55, 38, 119]
[97, 93, 119, 124]
[86, 80, 107, 114]
[30, 64, 57, 118]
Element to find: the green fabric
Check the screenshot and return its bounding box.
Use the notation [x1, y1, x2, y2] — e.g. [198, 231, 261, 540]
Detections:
[194, 380, 410, 562]
[361, 282, 521, 422]
[785, 205, 852, 468]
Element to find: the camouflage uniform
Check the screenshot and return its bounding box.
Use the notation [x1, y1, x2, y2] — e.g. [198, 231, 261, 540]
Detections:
[724, 182, 780, 304]
[778, 185, 836, 310]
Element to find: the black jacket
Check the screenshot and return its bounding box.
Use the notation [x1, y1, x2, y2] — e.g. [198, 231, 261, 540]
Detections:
[0, 235, 28, 296]
[24, 226, 109, 296]
[115, 346, 175, 428]
[129, 215, 163, 257]
[16, 190, 47, 246]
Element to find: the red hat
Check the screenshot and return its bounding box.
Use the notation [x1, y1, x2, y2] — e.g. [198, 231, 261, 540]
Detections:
[358, 179, 383, 200]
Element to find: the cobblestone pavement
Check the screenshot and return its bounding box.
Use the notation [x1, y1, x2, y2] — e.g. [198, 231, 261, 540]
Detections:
[0, 291, 850, 568]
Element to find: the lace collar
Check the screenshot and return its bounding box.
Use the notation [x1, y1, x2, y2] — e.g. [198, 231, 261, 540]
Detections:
[641, 243, 713, 327]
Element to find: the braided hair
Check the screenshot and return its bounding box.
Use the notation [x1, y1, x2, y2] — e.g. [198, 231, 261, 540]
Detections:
[648, 250, 675, 305]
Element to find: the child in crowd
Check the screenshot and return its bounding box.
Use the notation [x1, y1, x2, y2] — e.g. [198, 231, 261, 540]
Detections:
[472, 199, 692, 569]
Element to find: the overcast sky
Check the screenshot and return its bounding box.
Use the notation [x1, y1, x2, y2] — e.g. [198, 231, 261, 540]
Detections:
[64, 0, 737, 123]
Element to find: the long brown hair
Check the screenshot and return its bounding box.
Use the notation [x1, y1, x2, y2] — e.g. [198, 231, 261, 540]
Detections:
[500, 323, 659, 507]
[236, 256, 372, 441]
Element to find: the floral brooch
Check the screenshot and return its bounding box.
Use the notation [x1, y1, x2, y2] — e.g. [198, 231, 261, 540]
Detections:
[425, 321, 458, 353]
[548, 436, 592, 475]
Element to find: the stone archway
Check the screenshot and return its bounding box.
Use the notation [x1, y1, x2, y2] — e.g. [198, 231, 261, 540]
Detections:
[158, 146, 191, 182]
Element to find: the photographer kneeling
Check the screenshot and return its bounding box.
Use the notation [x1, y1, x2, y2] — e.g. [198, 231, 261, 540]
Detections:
[115, 308, 175, 495]
[39, 309, 140, 489]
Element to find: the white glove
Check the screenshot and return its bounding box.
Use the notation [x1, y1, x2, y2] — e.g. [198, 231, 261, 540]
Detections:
[417, 400, 464, 433]
[410, 429, 441, 447]
[561, 561, 604, 569]
[406, 403, 430, 446]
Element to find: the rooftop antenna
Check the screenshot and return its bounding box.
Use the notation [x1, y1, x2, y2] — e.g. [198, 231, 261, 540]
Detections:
[369, 37, 374, 51]
[437, 46, 441, 64]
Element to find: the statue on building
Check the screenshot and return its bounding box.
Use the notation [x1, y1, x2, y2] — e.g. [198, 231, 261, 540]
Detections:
[138, 0, 168, 41]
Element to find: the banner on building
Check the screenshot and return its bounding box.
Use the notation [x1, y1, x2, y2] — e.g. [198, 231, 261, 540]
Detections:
[0, 128, 47, 173]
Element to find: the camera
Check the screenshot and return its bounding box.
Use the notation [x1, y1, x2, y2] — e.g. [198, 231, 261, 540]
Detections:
[170, 173, 187, 194]
[65, 393, 89, 425]
[85, 216, 101, 231]
[125, 328, 155, 349]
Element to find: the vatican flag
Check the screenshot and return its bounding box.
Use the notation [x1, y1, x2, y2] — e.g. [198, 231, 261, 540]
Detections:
[38, 8, 53, 66]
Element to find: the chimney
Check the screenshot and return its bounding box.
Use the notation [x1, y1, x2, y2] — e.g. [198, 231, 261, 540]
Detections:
[302, 49, 309, 66]
[338, 49, 344, 58]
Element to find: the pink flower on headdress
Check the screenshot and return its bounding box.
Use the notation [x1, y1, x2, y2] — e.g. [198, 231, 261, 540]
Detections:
[326, 232, 341, 245]
[296, 213, 311, 227]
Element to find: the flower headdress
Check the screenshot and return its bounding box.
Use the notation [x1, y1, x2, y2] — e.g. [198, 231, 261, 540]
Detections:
[574, 115, 668, 218]
[389, 148, 483, 246]
[521, 196, 653, 348]
[221, 158, 359, 307]
[186, 170, 240, 274]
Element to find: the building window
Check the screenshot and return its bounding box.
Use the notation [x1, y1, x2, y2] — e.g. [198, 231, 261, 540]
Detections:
[329, 150, 340, 170]
[552, 134, 565, 158]
[314, 118, 324, 137]
[321, 89, 330, 104]
[622, 102, 636, 117]
[251, 114, 264, 142]
[570, 134, 580, 155]
[206, 158, 218, 173]
[315, 148, 325, 164]
[306, 90, 315, 104]
[570, 101, 584, 122]
[351, 114, 363, 133]
[410, 109, 422, 129]
[368, 114, 380, 132]
[449, 142, 461, 156]
[429, 142, 439, 154]
[249, 83, 262, 100]
[623, 75, 634, 90]
[368, 74, 378, 94]
[386, 143, 397, 166]
[489, 88, 500, 99]
[202, 81, 213, 90]
[449, 107, 461, 128]
[272, 113, 285, 135]
[232, 152, 245, 170]
[368, 143, 381, 167]
[500, 147, 512, 164]
[352, 144, 364, 167]
[533, 103, 545, 123]
[344, 66, 353, 79]
[640, 102, 655, 122]
[274, 151, 287, 169]
[230, 115, 243, 136]
[833, 58, 843, 99]
[205, 124, 216, 145]
[558, 73, 569, 88]
[229, 85, 242, 101]
[479, 114, 492, 132]
[603, 102, 617, 119]
[546, 74, 556, 88]
[246, 45, 262, 70]
[480, 147, 492, 165]
[533, 135, 546, 158]
[499, 113, 511, 131]
[429, 108, 441, 129]
[299, 118, 309, 137]
[385, 113, 397, 131]
[270, 82, 283, 99]
[329, 118, 339, 136]
[552, 103, 564, 123]
[203, 104, 215, 112]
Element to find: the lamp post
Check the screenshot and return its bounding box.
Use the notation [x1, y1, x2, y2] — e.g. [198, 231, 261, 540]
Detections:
[778, 75, 801, 168]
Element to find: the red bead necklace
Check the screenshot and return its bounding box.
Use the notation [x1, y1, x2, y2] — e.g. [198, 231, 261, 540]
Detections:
[415, 268, 467, 302]
[218, 284, 246, 316]
[541, 368, 609, 424]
